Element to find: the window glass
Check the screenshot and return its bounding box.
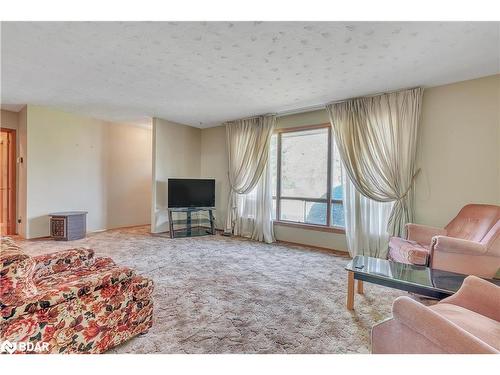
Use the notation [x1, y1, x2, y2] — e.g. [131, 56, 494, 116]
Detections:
[280, 128, 328, 199]
[271, 126, 345, 228]
[330, 202, 345, 227]
[280, 199, 327, 225]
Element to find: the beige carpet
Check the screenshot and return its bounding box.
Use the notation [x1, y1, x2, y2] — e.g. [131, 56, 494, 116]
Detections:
[17, 226, 405, 354]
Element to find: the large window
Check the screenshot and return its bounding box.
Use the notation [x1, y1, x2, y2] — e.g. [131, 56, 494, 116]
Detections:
[270, 124, 344, 229]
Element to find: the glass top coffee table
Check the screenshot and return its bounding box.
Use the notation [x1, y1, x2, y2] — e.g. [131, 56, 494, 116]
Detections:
[344, 255, 500, 310]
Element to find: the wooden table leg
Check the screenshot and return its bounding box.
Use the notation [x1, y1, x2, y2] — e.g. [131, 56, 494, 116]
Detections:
[347, 271, 355, 310]
[357, 280, 364, 295]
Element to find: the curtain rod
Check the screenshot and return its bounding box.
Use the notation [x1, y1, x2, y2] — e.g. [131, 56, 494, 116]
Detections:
[276, 86, 421, 117]
[225, 86, 422, 123]
[325, 86, 422, 106]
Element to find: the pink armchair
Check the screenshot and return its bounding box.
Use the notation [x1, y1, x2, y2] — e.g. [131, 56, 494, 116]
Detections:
[388, 204, 500, 278]
[372, 276, 500, 354]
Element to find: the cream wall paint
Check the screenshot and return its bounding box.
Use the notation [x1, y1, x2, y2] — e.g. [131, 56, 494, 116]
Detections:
[200, 125, 229, 230]
[104, 122, 152, 230]
[414, 74, 500, 226]
[24, 105, 152, 238]
[152, 117, 201, 233]
[199, 74, 500, 252]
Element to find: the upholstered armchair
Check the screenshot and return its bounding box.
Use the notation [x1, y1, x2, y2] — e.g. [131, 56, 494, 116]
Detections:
[0, 236, 153, 354]
[388, 204, 500, 278]
[372, 275, 500, 354]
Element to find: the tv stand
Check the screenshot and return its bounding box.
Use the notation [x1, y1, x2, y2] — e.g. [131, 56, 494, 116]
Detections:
[167, 207, 215, 239]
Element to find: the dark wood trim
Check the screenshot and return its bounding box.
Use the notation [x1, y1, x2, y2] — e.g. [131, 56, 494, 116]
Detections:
[277, 196, 342, 204]
[276, 131, 282, 221]
[326, 125, 332, 227]
[1, 128, 16, 235]
[274, 220, 345, 234]
[280, 196, 327, 202]
[274, 123, 331, 133]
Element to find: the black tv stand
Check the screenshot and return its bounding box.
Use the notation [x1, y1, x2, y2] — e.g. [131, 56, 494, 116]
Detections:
[167, 207, 215, 239]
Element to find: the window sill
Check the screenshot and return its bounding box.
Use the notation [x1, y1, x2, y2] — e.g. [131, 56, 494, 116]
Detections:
[273, 220, 346, 234]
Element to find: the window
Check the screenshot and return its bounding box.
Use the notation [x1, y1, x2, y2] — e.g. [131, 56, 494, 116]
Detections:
[270, 124, 344, 229]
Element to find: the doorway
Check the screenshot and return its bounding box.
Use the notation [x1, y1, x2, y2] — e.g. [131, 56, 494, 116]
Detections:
[0, 128, 16, 235]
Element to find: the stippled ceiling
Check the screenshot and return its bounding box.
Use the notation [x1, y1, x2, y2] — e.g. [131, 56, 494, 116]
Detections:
[1, 21, 499, 128]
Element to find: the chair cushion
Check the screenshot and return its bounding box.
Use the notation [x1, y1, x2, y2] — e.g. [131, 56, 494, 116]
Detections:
[388, 237, 430, 265]
[1, 257, 135, 322]
[431, 303, 500, 351]
[0, 237, 38, 308]
[445, 204, 500, 242]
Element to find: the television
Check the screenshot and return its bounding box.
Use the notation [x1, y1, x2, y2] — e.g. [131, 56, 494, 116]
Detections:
[168, 178, 215, 208]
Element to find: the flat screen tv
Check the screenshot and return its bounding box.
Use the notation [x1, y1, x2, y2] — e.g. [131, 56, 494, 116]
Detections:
[168, 178, 215, 208]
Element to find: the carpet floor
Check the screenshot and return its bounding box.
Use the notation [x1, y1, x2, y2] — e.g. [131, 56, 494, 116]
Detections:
[18, 226, 406, 354]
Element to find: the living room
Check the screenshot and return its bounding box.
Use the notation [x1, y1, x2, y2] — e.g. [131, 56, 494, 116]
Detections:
[1, 1, 499, 373]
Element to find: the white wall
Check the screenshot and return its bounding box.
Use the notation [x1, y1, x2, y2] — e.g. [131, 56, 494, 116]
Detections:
[152, 117, 201, 233]
[199, 74, 500, 252]
[24, 105, 152, 238]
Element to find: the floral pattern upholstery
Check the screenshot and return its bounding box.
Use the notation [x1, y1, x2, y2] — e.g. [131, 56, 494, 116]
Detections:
[0, 236, 153, 353]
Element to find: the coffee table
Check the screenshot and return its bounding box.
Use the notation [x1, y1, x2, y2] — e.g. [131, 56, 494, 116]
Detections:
[344, 255, 500, 310]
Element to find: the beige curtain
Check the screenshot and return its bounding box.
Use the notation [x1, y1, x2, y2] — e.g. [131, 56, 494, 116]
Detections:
[326, 88, 423, 240]
[225, 115, 276, 243]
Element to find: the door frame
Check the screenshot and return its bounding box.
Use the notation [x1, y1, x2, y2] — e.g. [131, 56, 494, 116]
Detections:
[1, 128, 17, 235]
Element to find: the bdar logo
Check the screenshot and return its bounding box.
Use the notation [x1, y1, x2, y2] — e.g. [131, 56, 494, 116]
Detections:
[1, 340, 17, 354]
[0, 340, 48, 354]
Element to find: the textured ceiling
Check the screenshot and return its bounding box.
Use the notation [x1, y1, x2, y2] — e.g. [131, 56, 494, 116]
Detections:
[1, 22, 499, 128]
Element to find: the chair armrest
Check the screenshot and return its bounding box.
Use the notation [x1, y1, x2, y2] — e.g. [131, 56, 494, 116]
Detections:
[440, 276, 500, 321]
[392, 296, 497, 353]
[406, 223, 446, 244]
[432, 236, 487, 255]
[32, 248, 95, 280]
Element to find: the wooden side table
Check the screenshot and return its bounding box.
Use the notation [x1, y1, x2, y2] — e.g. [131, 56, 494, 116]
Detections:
[49, 211, 87, 241]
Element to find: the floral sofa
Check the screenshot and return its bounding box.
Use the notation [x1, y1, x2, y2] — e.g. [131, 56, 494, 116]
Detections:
[0, 236, 153, 354]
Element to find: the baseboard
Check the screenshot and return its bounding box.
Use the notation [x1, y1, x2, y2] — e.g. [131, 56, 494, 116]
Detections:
[275, 239, 350, 258]
[23, 223, 151, 240]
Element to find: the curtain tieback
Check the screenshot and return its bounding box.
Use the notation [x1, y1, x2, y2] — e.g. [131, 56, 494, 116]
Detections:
[396, 168, 421, 201]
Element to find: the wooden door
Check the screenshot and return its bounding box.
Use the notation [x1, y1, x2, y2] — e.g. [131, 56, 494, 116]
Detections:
[0, 129, 16, 235]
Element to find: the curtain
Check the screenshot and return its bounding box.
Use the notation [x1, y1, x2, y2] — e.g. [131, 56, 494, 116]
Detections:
[327, 88, 423, 256]
[225, 115, 276, 243]
[343, 172, 394, 258]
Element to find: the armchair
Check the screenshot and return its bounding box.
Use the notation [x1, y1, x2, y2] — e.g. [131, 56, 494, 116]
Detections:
[371, 276, 500, 353]
[388, 204, 500, 277]
[0, 236, 153, 354]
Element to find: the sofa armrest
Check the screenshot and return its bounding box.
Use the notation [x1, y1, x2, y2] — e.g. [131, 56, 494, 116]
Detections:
[32, 248, 95, 280]
[432, 236, 487, 255]
[392, 296, 497, 353]
[406, 223, 446, 244]
[440, 276, 500, 321]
